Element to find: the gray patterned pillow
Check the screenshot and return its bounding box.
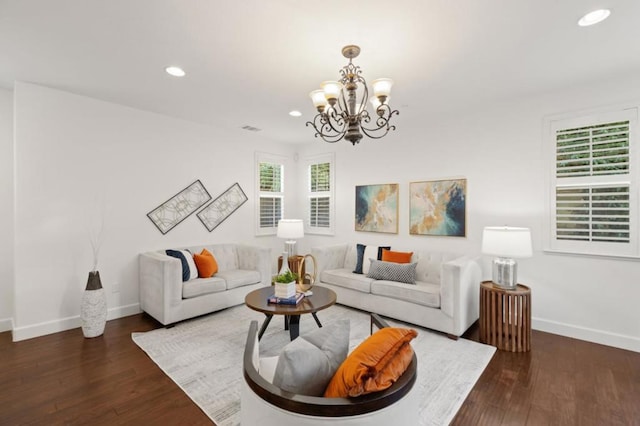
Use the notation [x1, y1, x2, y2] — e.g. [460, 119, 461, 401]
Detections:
[272, 319, 350, 396]
[366, 259, 417, 284]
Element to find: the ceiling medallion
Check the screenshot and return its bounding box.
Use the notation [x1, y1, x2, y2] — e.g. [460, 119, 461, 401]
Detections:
[306, 45, 399, 145]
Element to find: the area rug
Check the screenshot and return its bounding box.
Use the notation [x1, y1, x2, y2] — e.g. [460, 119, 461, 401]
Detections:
[132, 305, 495, 425]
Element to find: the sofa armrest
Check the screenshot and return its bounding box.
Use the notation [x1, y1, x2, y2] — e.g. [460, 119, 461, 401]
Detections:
[236, 244, 272, 286]
[440, 256, 482, 335]
[311, 244, 349, 276]
[139, 251, 183, 325]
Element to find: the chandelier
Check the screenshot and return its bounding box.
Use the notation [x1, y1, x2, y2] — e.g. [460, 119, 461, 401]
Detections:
[306, 45, 399, 145]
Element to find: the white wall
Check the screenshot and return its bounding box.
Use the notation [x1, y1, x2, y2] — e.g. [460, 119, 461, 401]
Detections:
[12, 82, 293, 340]
[0, 88, 14, 332]
[296, 74, 640, 352]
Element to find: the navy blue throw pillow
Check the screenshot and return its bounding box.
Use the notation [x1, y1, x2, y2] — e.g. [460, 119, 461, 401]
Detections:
[353, 244, 391, 274]
[353, 244, 366, 274]
[166, 249, 190, 282]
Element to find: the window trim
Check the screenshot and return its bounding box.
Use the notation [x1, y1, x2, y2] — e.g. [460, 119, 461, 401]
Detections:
[255, 152, 286, 236]
[304, 152, 335, 235]
[543, 105, 639, 258]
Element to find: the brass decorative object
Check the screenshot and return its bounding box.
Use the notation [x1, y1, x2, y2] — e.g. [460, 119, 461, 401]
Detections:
[296, 254, 317, 293]
[306, 45, 399, 145]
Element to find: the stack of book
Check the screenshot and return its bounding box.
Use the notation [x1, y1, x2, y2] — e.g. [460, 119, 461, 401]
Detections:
[267, 292, 305, 305]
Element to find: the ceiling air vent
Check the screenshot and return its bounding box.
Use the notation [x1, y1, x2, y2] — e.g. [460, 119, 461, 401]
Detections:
[241, 125, 262, 132]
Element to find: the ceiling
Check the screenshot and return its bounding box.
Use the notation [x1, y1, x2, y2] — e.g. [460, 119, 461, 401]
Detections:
[1, 0, 639, 144]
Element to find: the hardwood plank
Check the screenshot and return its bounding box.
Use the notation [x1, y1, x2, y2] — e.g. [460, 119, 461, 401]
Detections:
[1, 313, 639, 425]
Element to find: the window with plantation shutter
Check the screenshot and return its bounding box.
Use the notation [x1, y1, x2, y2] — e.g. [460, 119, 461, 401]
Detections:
[546, 107, 638, 257]
[255, 153, 285, 235]
[306, 153, 335, 235]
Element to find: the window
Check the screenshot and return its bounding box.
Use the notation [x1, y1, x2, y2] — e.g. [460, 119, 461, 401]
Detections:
[306, 153, 335, 235]
[256, 153, 285, 235]
[545, 107, 638, 257]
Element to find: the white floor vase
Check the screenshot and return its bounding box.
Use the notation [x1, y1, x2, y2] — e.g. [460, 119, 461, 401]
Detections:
[81, 271, 107, 338]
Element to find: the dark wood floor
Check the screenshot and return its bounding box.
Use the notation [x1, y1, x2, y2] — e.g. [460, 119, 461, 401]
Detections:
[1, 314, 638, 425]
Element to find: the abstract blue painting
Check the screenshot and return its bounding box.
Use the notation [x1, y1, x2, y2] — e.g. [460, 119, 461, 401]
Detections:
[409, 179, 466, 236]
[355, 184, 398, 233]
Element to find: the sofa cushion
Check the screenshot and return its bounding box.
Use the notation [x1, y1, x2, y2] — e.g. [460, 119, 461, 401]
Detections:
[273, 319, 350, 396]
[207, 244, 239, 271]
[367, 259, 417, 284]
[182, 276, 226, 298]
[216, 269, 261, 290]
[414, 252, 457, 285]
[371, 281, 440, 308]
[353, 244, 391, 274]
[324, 326, 417, 398]
[320, 269, 373, 293]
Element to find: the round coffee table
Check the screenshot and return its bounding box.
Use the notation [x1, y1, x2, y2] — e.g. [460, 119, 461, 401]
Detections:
[245, 286, 337, 341]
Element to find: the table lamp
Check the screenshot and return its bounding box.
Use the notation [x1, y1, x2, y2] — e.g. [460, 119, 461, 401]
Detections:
[277, 219, 304, 260]
[482, 226, 532, 289]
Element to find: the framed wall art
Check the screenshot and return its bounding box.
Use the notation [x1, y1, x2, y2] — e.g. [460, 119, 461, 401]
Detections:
[197, 182, 248, 232]
[354, 183, 399, 234]
[409, 178, 466, 237]
[147, 179, 212, 235]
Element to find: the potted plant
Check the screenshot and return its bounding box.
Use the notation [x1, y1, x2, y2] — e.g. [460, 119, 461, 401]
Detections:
[273, 269, 298, 298]
[273, 269, 298, 284]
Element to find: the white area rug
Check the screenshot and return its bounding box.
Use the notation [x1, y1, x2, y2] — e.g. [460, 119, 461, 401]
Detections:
[132, 305, 495, 425]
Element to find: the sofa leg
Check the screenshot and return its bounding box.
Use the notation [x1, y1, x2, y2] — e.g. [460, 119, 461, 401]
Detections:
[446, 333, 458, 340]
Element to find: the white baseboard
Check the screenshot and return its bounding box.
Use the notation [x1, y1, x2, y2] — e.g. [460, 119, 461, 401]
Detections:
[533, 317, 640, 353]
[0, 317, 13, 333]
[11, 303, 141, 342]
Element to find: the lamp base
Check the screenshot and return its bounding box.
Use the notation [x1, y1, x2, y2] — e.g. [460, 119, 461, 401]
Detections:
[284, 241, 297, 260]
[492, 257, 518, 289]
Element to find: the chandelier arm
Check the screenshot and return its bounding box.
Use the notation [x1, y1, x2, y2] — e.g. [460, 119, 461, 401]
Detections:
[359, 106, 399, 139]
[305, 110, 349, 143]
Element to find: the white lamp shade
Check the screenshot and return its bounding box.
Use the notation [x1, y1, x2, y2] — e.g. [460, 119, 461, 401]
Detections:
[482, 226, 532, 258]
[321, 81, 343, 101]
[372, 78, 393, 98]
[277, 219, 304, 239]
[310, 89, 328, 108]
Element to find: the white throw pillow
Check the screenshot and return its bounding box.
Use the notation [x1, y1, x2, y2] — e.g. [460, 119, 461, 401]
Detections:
[181, 250, 198, 280]
[362, 246, 379, 274]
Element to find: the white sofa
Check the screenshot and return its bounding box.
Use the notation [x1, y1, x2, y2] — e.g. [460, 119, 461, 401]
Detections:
[311, 243, 481, 338]
[139, 243, 271, 325]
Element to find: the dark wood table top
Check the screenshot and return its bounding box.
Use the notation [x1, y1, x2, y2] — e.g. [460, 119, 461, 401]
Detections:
[244, 286, 336, 316]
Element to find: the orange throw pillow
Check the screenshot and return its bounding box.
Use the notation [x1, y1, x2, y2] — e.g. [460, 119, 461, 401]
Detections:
[381, 249, 413, 263]
[324, 327, 417, 398]
[193, 249, 218, 278]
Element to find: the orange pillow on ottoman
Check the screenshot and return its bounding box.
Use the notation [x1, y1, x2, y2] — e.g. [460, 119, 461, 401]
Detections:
[193, 249, 218, 278]
[324, 327, 417, 398]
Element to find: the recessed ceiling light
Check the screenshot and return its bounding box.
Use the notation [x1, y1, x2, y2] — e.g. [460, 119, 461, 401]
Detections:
[289, 110, 302, 117]
[165, 66, 186, 77]
[578, 9, 611, 27]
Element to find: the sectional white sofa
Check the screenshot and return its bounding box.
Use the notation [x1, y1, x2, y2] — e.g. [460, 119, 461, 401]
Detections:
[311, 243, 481, 338]
[139, 243, 271, 325]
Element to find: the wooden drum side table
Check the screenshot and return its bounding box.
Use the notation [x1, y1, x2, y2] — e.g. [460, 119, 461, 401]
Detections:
[480, 281, 531, 352]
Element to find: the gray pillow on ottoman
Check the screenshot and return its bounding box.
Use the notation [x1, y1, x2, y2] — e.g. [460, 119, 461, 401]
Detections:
[272, 319, 350, 396]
